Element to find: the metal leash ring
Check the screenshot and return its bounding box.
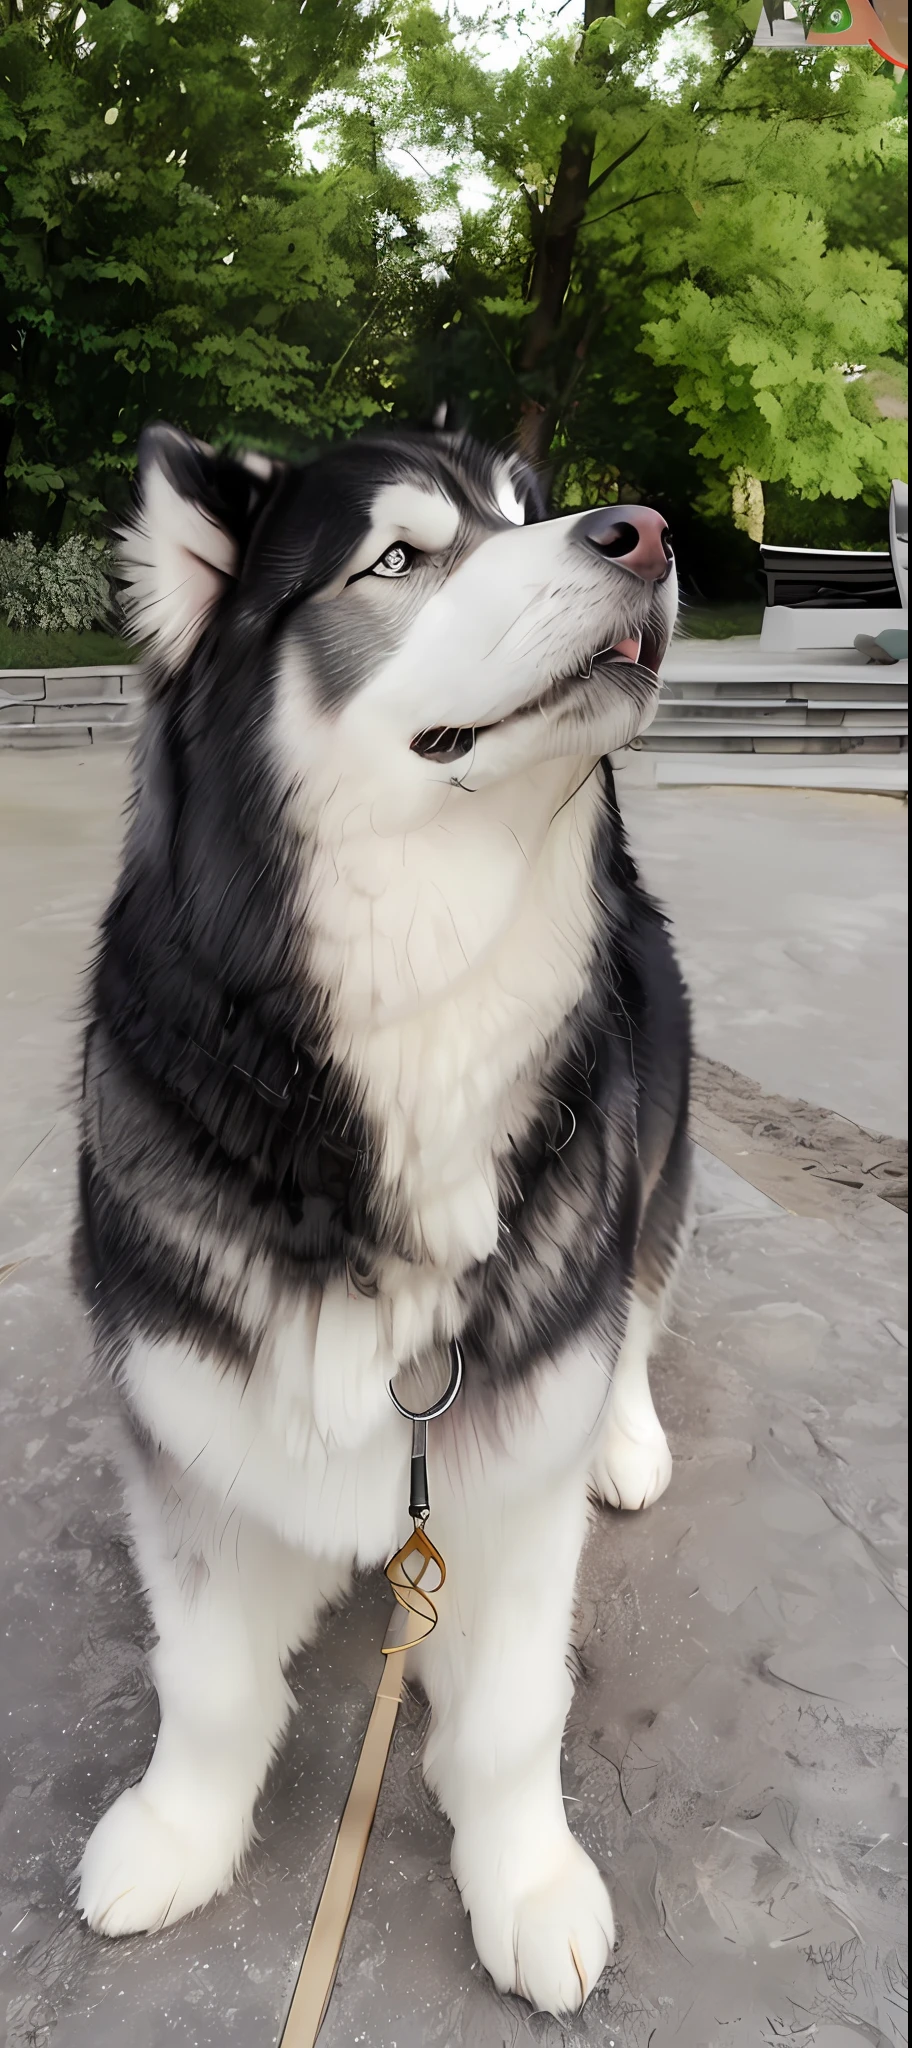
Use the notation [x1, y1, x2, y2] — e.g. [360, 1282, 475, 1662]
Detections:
[388, 1335, 464, 1422]
[383, 1338, 464, 1655]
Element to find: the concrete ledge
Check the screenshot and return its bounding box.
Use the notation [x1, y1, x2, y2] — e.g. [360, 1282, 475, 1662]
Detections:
[651, 754, 908, 794]
[0, 677, 47, 705]
[0, 665, 142, 746]
[34, 701, 136, 726]
[665, 642, 910, 687]
[647, 727, 907, 749]
[0, 725, 94, 747]
[760, 604, 908, 650]
[0, 722, 137, 748]
[0, 663, 140, 695]
[44, 669, 136, 704]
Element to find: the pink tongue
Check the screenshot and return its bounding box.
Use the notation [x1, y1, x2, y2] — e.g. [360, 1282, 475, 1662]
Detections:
[612, 634, 642, 662]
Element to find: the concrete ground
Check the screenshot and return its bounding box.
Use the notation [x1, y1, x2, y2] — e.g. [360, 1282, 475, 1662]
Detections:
[620, 778, 908, 1140]
[0, 751, 907, 2048]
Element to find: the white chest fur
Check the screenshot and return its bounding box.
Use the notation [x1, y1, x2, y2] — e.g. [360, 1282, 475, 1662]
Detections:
[302, 759, 603, 1343]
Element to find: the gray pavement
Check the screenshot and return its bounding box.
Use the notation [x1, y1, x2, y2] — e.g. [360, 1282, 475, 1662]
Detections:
[0, 750, 907, 2047]
[620, 779, 908, 1139]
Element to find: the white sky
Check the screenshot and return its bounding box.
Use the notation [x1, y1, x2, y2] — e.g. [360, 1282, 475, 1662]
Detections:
[444, 0, 569, 65]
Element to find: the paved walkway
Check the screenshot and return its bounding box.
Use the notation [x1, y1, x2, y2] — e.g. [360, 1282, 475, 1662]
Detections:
[0, 751, 907, 2047]
[621, 779, 908, 1138]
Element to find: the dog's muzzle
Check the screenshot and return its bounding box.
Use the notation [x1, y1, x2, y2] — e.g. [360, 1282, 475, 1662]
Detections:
[411, 503, 674, 765]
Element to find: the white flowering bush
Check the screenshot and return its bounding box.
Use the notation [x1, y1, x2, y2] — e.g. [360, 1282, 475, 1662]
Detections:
[0, 532, 112, 633]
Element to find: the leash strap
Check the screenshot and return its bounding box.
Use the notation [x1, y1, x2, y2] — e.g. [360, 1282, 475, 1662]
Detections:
[279, 1339, 465, 2043]
[278, 1614, 405, 2048]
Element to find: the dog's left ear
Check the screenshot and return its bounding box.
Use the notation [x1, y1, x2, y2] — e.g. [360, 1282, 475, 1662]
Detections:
[119, 423, 282, 673]
[509, 459, 548, 526]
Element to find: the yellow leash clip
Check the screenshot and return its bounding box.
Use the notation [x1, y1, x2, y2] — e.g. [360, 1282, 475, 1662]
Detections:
[383, 1338, 464, 1654]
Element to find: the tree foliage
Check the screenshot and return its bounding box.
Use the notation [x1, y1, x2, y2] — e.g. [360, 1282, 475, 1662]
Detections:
[0, 0, 907, 584]
[0, 0, 414, 532]
[362, 1, 906, 572]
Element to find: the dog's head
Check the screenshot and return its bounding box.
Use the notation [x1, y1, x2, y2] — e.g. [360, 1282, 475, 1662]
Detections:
[121, 423, 676, 817]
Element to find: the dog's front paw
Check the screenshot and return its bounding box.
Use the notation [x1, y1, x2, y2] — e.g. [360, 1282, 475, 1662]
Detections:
[590, 1412, 672, 1512]
[78, 1784, 243, 1936]
[466, 1836, 614, 2016]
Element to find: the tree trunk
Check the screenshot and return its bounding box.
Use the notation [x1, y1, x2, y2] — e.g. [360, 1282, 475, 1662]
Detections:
[516, 0, 615, 466]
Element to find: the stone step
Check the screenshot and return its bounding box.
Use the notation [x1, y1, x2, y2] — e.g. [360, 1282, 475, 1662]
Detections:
[45, 668, 141, 704]
[617, 750, 908, 794]
[0, 664, 141, 704]
[643, 729, 906, 753]
[653, 705, 906, 728]
[650, 720, 905, 737]
[664, 690, 906, 705]
[0, 665, 143, 746]
[664, 642, 909, 686]
[656, 757, 908, 793]
[0, 719, 138, 748]
[663, 682, 908, 704]
[0, 700, 138, 728]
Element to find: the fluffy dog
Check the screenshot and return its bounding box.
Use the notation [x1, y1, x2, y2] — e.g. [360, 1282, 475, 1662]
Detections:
[74, 422, 691, 2017]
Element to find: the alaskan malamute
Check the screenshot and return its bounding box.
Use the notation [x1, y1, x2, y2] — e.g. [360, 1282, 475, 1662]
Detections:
[74, 422, 691, 2017]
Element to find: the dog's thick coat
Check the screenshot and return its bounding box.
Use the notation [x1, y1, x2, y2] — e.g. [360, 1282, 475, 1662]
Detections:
[74, 424, 691, 2016]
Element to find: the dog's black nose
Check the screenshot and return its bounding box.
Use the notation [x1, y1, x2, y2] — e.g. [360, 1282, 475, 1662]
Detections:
[575, 505, 672, 582]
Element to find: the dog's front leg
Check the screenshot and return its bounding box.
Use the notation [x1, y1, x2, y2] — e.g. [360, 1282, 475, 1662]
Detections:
[78, 1444, 348, 1936]
[413, 1459, 613, 2016]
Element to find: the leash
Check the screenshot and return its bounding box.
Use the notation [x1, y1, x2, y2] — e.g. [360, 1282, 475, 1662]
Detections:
[278, 1340, 463, 2047]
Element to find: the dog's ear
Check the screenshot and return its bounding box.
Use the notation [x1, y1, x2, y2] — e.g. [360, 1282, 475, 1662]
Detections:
[118, 423, 281, 670]
[426, 396, 466, 436]
[510, 459, 549, 526]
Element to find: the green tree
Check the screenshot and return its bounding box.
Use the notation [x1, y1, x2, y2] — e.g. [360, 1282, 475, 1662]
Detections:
[347, 0, 906, 579]
[1, 0, 906, 582]
[0, 0, 417, 535]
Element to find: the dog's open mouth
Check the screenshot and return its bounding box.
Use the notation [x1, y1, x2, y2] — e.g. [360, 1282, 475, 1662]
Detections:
[411, 627, 665, 765]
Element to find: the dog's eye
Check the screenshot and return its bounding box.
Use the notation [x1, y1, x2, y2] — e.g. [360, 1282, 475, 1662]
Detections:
[371, 543, 415, 579]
